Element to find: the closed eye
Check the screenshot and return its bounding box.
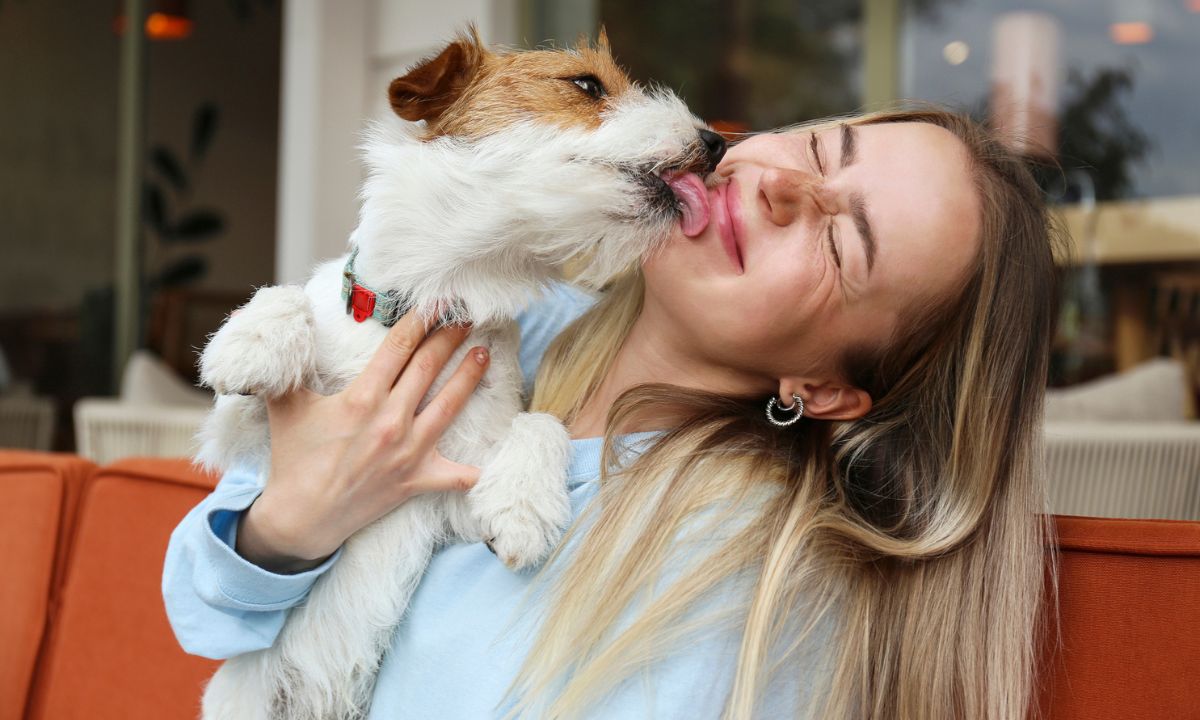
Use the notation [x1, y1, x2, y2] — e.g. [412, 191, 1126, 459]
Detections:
[810, 132, 841, 269]
[827, 222, 841, 268]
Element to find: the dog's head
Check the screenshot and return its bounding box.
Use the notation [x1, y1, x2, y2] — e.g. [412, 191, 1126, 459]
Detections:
[389, 27, 642, 138]
[379, 28, 723, 288]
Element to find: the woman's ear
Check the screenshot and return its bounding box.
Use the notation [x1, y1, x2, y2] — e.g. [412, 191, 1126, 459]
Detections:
[778, 378, 872, 421]
[388, 28, 487, 123]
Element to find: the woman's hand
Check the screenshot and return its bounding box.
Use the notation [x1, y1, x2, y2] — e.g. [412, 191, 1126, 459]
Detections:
[235, 313, 490, 574]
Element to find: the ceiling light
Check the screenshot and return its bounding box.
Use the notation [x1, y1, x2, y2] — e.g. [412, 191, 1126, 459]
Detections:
[113, 0, 193, 41]
[1109, 22, 1153, 44]
[943, 41, 970, 65]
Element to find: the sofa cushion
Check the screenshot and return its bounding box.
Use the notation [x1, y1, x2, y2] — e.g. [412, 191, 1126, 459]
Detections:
[1044, 358, 1194, 422]
[1038, 514, 1200, 719]
[0, 451, 93, 720]
[24, 458, 219, 720]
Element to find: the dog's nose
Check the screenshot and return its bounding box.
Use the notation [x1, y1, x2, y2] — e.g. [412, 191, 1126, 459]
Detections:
[699, 129, 727, 172]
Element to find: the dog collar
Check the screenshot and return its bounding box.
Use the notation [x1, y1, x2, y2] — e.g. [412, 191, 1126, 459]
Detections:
[340, 247, 413, 326]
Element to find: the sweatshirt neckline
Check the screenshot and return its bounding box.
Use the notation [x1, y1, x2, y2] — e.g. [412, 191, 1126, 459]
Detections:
[566, 432, 662, 489]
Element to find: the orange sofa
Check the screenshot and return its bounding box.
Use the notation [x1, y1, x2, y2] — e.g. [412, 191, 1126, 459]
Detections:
[1, 451, 219, 720]
[2, 450, 1198, 719]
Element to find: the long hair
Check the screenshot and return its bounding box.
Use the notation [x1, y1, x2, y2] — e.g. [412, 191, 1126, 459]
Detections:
[516, 106, 1064, 719]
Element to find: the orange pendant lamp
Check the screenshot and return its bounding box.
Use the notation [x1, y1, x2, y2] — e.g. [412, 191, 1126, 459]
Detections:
[113, 0, 193, 41]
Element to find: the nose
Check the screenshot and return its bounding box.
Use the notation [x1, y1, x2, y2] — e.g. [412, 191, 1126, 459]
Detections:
[759, 167, 836, 227]
[698, 129, 727, 172]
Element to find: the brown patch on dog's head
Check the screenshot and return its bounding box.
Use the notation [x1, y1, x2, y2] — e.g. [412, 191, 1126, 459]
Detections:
[388, 26, 490, 124]
[387, 26, 637, 139]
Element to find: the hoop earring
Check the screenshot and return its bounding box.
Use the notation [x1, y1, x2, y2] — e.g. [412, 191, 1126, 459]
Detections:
[766, 394, 805, 427]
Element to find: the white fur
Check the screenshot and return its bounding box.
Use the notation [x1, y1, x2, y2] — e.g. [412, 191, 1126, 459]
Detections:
[198, 285, 317, 398]
[195, 79, 708, 720]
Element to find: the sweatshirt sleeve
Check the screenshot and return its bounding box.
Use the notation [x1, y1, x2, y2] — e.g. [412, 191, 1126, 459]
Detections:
[162, 282, 591, 662]
[161, 463, 341, 659]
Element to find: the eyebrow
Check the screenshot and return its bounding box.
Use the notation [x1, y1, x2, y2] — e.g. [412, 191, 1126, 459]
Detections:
[839, 124, 877, 275]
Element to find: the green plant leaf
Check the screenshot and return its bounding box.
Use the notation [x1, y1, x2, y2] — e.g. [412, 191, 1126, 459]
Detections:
[156, 255, 209, 287]
[151, 145, 188, 193]
[191, 102, 220, 162]
[143, 182, 168, 235]
[170, 209, 226, 241]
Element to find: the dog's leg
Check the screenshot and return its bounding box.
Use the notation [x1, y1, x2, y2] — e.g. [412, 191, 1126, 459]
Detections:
[193, 393, 270, 473]
[220, 495, 443, 720]
[201, 650, 279, 720]
[199, 285, 318, 399]
[469, 412, 573, 569]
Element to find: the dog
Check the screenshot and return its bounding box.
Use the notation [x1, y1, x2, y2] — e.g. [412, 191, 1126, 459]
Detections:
[194, 29, 725, 720]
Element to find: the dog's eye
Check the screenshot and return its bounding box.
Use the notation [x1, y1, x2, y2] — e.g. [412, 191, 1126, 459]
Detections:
[570, 75, 606, 100]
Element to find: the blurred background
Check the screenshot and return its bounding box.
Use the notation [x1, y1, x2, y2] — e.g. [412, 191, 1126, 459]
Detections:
[1, 0, 1198, 520]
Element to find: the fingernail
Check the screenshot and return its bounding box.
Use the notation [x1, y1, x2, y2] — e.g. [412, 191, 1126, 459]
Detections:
[473, 347, 489, 365]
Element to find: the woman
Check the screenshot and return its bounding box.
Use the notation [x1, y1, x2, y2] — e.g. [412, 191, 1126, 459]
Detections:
[164, 106, 1062, 719]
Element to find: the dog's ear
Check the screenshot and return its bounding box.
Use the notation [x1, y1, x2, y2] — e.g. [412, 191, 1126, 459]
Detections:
[389, 30, 486, 123]
[571, 28, 607, 53]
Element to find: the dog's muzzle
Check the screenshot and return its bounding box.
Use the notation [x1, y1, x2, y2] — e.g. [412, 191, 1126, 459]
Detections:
[636, 127, 727, 219]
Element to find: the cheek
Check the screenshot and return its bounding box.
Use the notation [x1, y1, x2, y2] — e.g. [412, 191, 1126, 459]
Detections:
[732, 277, 808, 350]
[643, 249, 755, 343]
[643, 235, 698, 280]
[731, 252, 845, 368]
[642, 237, 834, 368]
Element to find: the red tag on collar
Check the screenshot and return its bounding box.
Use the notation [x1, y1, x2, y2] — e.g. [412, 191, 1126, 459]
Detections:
[350, 284, 376, 322]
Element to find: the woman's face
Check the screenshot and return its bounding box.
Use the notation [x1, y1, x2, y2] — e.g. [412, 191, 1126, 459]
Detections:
[642, 121, 982, 402]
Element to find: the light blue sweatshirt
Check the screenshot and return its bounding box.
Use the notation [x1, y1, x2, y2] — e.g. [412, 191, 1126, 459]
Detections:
[162, 283, 830, 718]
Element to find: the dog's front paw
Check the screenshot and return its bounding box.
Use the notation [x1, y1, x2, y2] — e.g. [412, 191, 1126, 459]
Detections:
[475, 487, 572, 570]
[470, 413, 572, 570]
[200, 285, 317, 398]
[480, 507, 567, 571]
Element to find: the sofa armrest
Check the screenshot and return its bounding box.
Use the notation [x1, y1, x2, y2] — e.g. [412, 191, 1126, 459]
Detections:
[1039, 514, 1200, 718]
[23, 457, 219, 720]
[0, 451, 94, 720]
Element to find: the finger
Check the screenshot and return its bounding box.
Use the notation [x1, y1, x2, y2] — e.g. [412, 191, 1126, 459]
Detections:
[412, 345, 490, 446]
[388, 322, 472, 413]
[406, 457, 481, 496]
[348, 311, 428, 400]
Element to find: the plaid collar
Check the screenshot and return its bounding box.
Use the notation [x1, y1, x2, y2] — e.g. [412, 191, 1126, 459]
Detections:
[340, 247, 413, 327]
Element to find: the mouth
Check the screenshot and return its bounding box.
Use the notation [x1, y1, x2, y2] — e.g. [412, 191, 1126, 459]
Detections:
[645, 168, 742, 273]
[712, 180, 744, 273]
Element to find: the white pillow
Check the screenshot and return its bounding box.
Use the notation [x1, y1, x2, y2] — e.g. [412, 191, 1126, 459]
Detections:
[1044, 358, 1193, 422]
[119, 350, 213, 407]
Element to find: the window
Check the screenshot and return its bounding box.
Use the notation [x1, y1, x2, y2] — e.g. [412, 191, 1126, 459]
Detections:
[902, 0, 1200, 202]
[531, 0, 866, 130]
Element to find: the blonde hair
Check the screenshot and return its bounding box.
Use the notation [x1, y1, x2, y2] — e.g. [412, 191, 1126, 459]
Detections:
[516, 106, 1063, 719]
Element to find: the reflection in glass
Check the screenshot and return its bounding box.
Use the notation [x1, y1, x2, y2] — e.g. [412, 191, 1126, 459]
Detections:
[598, 0, 864, 130]
[902, 0, 1198, 201]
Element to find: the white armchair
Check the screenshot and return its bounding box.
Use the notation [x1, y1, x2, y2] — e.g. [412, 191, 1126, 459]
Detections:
[1044, 358, 1200, 520]
[0, 394, 55, 451]
[73, 350, 212, 465]
[0, 343, 57, 450]
[1044, 421, 1200, 520]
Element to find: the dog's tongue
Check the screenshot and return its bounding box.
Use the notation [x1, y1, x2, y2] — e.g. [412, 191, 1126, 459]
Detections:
[665, 172, 709, 237]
